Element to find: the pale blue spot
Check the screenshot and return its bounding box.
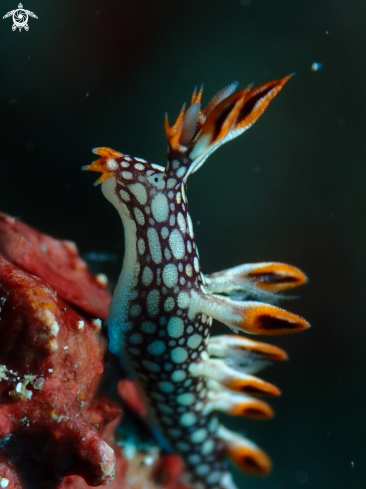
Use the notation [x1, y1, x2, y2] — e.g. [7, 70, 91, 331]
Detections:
[141, 321, 156, 334]
[162, 263, 178, 287]
[176, 441, 190, 452]
[129, 304, 141, 317]
[158, 381, 175, 393]
[167, 317, 184, 338]
[207, 472, 222, 485]
[157, 403, 174, 414]
[164, 297, 175, 311]
[146, 289, 160, 317]
[171, 370, 186, 382]
[148, 340, 166, 356]
[151, 194, 169, 222]
[129, 333, 143, 344]
[171, 347, 188, 363]
[177, 291, 189, 308]
[142, 360, 160, 372]
[168, 428, 182, 438]
[188, 454, 201, 464]
[196, 464, 210, 476]
[180, 412, 197, 426]
[177, 392, 195, 406]
[187, 334, 203, 349]
[190, 428, 207, 444]
[169, 229, 185, 260]
[201, 439, 215, 455]
[147, 227, 162, 264]
[142, 266, 154, 286]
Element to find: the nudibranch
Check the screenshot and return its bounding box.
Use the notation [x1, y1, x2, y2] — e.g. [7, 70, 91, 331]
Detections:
[83, 75, 309, 489]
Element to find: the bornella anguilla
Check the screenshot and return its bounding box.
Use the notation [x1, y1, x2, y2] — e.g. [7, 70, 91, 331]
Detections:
[83, 74, 309, 489]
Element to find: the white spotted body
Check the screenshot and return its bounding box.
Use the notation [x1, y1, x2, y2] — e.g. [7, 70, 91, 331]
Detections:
[85, 76, 310, 489]
[101, 156, 228, 483]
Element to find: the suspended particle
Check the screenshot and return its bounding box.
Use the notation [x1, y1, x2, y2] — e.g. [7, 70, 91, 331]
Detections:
[311, 62, 323, 72]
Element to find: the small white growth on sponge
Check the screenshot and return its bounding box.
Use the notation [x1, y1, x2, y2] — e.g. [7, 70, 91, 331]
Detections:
[0, 477, 9, 488]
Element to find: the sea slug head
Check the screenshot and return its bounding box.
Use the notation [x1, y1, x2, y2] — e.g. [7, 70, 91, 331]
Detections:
[82, 147, 171, 225]
[82, 75, 292, 224]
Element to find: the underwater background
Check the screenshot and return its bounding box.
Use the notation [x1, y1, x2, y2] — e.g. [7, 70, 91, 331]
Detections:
[0, 0, 365, 488]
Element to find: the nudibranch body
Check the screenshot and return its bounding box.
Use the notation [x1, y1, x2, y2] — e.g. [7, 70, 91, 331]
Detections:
[84, 76, 309, 489]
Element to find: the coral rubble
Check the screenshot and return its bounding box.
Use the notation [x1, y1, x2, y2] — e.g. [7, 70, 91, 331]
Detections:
[0, 213, 187, 489]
